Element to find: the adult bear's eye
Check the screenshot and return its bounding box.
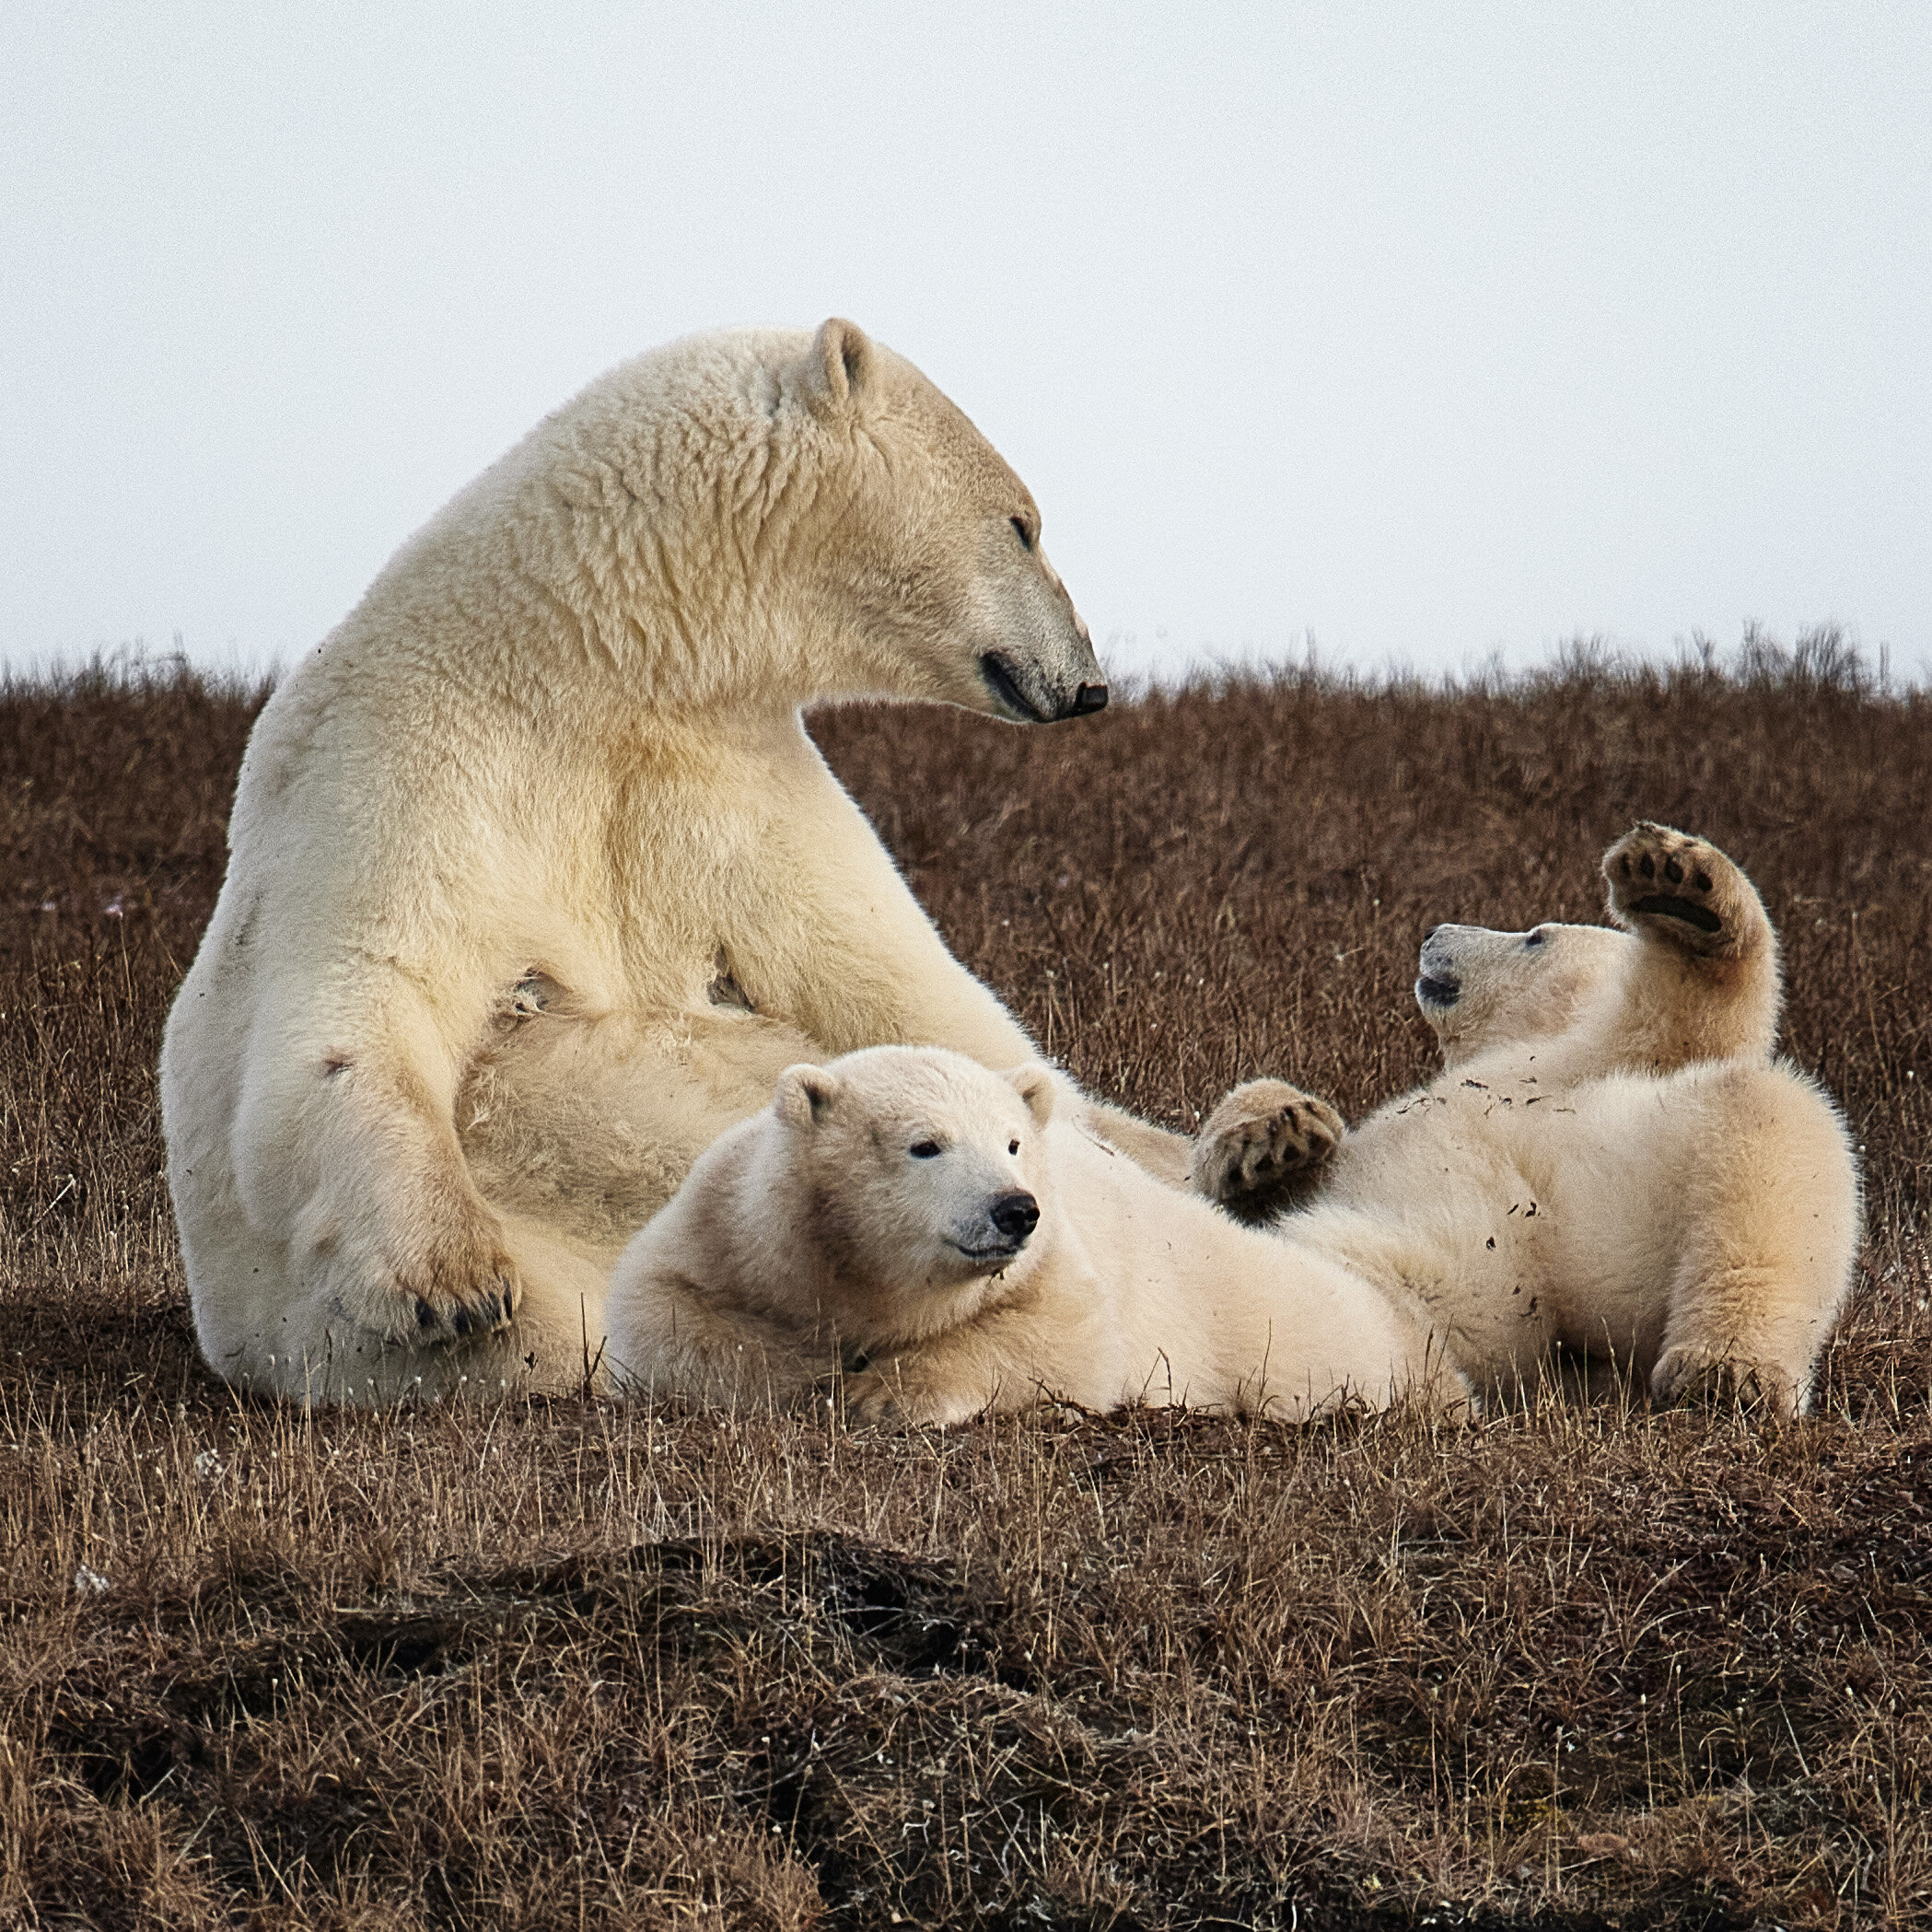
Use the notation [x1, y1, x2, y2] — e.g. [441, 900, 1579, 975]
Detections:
[909, 1140, 942, 1159]
[1010, 516, 1033, 552]
[1524, 929, 1547, 949]
[1007, 1138, 1020, 1155]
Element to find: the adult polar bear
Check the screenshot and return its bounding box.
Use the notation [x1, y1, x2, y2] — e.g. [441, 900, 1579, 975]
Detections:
[162, 320, 1185, 1404]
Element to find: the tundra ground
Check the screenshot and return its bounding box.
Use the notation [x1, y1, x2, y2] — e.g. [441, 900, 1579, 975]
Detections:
[2, 639, 1927, 1928]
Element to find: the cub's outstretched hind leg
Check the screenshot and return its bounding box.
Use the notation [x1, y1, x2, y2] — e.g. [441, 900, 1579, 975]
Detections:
[1647, 1064, 1860, 1419]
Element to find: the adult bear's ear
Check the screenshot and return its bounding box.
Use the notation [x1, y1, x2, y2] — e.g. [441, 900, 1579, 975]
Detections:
[774, 1064, 839, 1129]
[1004, 1065, 1056, 1131]
[801, 318, 874, 417]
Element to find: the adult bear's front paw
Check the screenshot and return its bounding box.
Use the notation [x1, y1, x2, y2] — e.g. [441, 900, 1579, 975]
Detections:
[330, 1195, 523, 1347]
[1190, 1078, 1344, 1219]
[1604, 823, 1757, 959]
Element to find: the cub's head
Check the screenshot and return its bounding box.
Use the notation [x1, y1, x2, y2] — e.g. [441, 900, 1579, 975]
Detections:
[770, 1046, 1057, 1347]
[785, 319, 1108, 726]
[1414, 920, 1629, 1067]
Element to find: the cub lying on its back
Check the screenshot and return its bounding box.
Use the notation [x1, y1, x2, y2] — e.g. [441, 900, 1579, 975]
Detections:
[1193, 824, 1861, 1415]
[603, 1046, 1468, 1425]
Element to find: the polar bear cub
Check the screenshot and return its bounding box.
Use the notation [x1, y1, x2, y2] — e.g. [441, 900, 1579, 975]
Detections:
[603, 1046, 1466, 1426]
[1193, 824, 1861, 1416]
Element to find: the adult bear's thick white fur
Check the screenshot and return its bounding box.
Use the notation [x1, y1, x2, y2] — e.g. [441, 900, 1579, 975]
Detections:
[1192, 824, 1861, 1416]
[603, 1046, 1468, 1426]
[161, 320, 1184, 1405]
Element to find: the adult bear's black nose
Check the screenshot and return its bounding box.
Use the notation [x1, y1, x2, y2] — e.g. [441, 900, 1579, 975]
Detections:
[989, 1192, 1040, 1243]
[1069, 681, 1108, 716]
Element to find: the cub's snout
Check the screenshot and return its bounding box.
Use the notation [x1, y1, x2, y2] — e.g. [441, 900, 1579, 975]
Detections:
[956, 1187, 1040, 1263]
[988, 1191, 1041, 1244]
[1416, 927, 1462, 1009]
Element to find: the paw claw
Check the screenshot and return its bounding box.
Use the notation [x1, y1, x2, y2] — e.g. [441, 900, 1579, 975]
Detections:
[843, 1368, 931, 1428]
[376, 1234, 522, 1349]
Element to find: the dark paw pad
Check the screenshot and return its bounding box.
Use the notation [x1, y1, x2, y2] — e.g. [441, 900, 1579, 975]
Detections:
[1628, 893, 1723, 934]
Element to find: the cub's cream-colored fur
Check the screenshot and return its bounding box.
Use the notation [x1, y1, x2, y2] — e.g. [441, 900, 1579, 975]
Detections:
[161, 320, 1187, 1405]
[1193, 824, 1861, 1415]
[604, 1046, 1469, 1426]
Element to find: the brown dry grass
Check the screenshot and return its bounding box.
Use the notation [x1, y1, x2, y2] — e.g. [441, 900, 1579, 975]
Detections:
[2, 640, 1928, 1929]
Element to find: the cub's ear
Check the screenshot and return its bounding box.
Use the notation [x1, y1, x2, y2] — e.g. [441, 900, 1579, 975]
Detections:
[801, 317, 874, 416]
[1004, 1065, 1056, 1131]
[774, 1064, 839, 1129]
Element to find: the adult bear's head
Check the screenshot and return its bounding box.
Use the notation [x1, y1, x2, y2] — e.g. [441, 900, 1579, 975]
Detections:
[471, 319, 1105, 719]
[780, 319, 1108, 724]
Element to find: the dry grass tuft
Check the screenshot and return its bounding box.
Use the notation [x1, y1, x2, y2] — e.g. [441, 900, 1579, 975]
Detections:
[2, 645, 1928, 1928]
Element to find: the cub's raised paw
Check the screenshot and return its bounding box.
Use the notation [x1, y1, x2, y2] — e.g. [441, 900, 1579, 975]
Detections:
[1604, 823, 1761, 959]
[1191, 1078, 1344, 1220]
[333, 1198, 523, 1348]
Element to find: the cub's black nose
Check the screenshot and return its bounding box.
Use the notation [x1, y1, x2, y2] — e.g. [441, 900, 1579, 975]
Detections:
[989, 1192, 1040, 1242]
[1070, 681, 1109, 716]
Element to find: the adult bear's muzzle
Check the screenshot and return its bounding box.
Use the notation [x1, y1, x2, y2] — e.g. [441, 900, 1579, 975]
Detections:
[979, 652, 1109, 723]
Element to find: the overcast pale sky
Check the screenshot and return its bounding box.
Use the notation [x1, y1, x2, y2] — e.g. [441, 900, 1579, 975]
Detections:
[4, 3, 1927, 684]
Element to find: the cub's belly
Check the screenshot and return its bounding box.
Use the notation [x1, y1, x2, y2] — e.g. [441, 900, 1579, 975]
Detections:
[1325, 1105, 1677, 1368]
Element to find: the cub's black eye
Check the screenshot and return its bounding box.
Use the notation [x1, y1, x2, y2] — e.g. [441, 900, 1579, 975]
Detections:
[1010, 515, 1033, 552]
[1524, 929, 1547, 949]
[909, 1140, 942, 1159]
[1007, 1138, 1021, 1155]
